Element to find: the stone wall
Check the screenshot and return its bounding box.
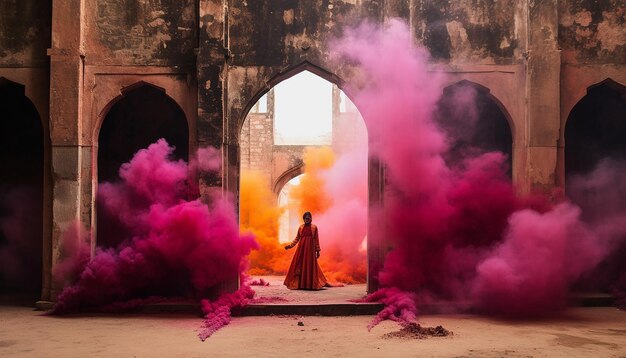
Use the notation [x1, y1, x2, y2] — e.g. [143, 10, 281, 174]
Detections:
[1, 0, 625, 299]
[386, 0, 524, 64]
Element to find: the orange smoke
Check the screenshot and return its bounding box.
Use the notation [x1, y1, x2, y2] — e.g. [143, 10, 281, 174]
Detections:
[242, 146, 368, 284]
[240, 170, 290, 275]
[291, 147, 335, 214]
[318, 245, 367, 284]
[292, 146, 368, 284]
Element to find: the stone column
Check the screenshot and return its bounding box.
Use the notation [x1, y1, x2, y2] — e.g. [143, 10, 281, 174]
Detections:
[198, 0, 240, 292]
[525, 0, 561, 194]
[47, 0, 90, 300]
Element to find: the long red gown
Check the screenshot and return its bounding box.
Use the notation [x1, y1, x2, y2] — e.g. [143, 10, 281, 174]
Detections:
[284, 224, 328, 290]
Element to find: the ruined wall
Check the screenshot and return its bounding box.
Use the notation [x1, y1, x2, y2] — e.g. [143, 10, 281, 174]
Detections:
[240, 112, 274, 177]
[226, 0, 380, 135]
[0, 0, 51, 117]
[5, 0, 622, 300]
[197, 0, 227, 197]
[85, 0, 196, 65]
[225, 0, 528, 195]
[0, 1, 51, 67]
[385, 0, 524, 64]
[0, 0, 53, 301]
[557, 0, 626, 187]
[559, 0, 626, 65]
[224, 1, 527, 292]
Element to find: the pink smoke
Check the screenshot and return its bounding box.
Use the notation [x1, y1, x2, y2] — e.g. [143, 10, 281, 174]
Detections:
[356, 287, 417, 330]
[567, 159, 626, 295]
[331, 19, 626, 322]
[315, 143, 369, 283]
[473, 203, 603, 316]
[51, 221, 90, 289]
[199, 285, 254, 340]
[52, 139, 257, 315]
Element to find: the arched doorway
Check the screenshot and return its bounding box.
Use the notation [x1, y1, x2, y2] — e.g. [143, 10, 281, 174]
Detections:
[239, 68, 369, 290]
[565, 79, 626, 293]
[565, 80, 626, 178]
[0, 78, 43, 301]
[435, 80, 513, 174]
[97, 82, 189, 249]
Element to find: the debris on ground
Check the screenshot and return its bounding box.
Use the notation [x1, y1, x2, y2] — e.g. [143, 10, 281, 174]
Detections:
[249, 278, 271, 286]
[382, 323, 452, 340]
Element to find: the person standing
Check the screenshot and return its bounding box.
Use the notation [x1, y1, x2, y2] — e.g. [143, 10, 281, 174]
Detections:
[284, 212, 328, 290]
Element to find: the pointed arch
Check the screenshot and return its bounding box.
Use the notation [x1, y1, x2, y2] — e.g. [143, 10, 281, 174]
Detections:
[444, 79, 515, 138]
[0, 77, 44, 297]
[96, 81, 189, 249]
[436, 80, 514, 174]
[564, 78, 626, 178]
[97, 81, 189, 182]
[273, 164, 304, 196]
[238, 61, 348, 134]
[237, 61, 375, 290]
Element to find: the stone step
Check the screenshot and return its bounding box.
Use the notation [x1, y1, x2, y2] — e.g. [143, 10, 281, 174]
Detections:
[33, 293, 617, 316]
[233, 302, 384, 316]
[35, 300, 384, 316]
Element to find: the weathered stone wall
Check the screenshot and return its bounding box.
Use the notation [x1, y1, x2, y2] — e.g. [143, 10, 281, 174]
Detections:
[85, 0, 196, 65]
[0, 0, 624, 299]
[225, 0, 380, 135]
[559, 0, 626, 65]
[0, 1, 52, 66]
[387, 0, 524, 64]
[557, 0, 626, 188]
[0, 0, 53, 301]
[240, 112, 274, 175]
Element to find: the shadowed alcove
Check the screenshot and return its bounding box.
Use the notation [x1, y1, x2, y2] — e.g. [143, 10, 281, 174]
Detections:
[565, 79, 626, 293]
[434, 80, 513, 175]
[97, 82, 189, 249]
[0, 78, 43, 300]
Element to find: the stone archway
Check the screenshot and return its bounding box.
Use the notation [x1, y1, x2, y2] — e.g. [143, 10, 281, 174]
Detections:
[0, 78, 44, 299]
[96, 82, 189, 249]
[565, 79, 626, 178]
[238, 65, 371, 288]
[565, 78, 626, 293]
[273, 165, 304, 196]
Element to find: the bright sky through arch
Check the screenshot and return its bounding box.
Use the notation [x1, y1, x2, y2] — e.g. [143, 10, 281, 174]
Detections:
[274, 71, 333, 145]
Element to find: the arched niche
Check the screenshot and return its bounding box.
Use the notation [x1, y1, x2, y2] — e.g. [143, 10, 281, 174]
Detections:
[564, 78, 626, 293]
[565, 79, 626, 178]
[434, 80, 513, 175]
[96, 81, 189, 249]
[0, 78, 44, 298]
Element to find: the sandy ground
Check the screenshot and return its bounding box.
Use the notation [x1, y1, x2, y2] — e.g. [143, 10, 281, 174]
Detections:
[1, 306, 625, 357]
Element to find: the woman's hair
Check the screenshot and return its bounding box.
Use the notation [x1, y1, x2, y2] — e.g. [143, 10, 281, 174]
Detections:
[302, 211, 312, 219]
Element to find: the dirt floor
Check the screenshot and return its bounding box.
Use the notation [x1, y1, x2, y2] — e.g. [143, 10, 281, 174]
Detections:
[1, 305, 625, 357]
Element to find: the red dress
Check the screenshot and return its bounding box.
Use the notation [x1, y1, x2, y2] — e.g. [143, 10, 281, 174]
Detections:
[284, 224, 328, 290]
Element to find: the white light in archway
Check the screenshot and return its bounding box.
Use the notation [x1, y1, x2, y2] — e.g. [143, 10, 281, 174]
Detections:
[278, 175, 303, 243]
[274, 71, 332, 145]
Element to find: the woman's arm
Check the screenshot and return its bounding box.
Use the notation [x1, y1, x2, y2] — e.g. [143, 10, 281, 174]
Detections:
[314, 226, 321, 258]
[285, 226, 302, 250]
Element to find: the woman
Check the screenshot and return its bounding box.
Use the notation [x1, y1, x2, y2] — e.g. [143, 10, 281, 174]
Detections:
[283, 212, 328, 290]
